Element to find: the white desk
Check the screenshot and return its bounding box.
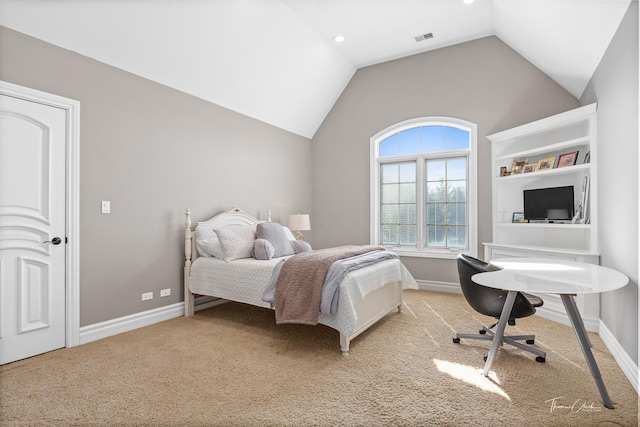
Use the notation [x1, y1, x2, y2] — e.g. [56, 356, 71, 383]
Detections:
[472, 258, 629, 409]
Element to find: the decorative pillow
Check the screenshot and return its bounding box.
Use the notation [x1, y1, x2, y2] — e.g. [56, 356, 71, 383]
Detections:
[255, 222, 295, 258]
[283, 226, 295, 241]
[253, 238, 275, 260]
[214, 224, 256, 262]
[199, 238, 225, 259]
[291, 240, 312, 254]
[194, 226, 224, 259]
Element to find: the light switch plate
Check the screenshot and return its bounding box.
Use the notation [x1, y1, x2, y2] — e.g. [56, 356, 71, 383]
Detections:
[101, 200, 111, 214]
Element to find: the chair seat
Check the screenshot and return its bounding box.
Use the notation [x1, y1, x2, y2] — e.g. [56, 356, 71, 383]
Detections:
[523, 292, 543, 308]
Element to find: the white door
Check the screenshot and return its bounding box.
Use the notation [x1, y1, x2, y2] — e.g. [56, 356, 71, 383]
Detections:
[0, 93, 67, 364]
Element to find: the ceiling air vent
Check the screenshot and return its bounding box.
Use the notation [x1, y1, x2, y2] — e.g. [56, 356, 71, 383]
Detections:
[414, 33, 434, 42]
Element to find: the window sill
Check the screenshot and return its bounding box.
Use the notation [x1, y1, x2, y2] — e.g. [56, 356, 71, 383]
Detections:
[383, 246, 468, 260]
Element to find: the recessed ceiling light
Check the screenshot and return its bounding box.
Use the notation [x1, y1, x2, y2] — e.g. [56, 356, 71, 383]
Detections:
[333, 34, 345, 43]
[464, 0, 475, 4]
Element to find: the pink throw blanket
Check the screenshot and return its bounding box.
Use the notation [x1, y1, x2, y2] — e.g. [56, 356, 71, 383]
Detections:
[274, 245, 385, 325]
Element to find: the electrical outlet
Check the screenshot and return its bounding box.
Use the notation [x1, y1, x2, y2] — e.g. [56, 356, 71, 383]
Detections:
[160, 289, 171, 297]
[142, 292, 153, 301]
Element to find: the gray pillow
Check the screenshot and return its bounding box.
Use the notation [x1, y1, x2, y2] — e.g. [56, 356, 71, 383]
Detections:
[255, 222, 294, 258]
[291, 240, 312, 254]
[253, 238, 275, 260]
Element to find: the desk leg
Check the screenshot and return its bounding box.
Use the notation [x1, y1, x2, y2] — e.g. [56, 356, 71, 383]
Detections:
[561, 294, 614, 409]
[482, 291, 517, 377]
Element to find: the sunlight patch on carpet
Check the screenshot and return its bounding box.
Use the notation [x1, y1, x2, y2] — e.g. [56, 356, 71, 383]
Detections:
[434, 359, 510, 400]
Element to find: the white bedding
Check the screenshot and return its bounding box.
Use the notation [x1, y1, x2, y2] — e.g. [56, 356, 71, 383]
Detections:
[190, 256, 285, 309]
[189, 256, 418, 337]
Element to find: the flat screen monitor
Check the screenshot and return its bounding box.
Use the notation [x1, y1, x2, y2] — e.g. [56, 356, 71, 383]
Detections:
[523, 186, 574, 221]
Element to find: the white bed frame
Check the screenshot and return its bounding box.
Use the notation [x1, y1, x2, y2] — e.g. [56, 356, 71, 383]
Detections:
[184, 207, 404, 355]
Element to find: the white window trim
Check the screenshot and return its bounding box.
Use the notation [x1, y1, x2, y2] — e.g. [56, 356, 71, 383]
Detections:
[370, 117, 477, 259]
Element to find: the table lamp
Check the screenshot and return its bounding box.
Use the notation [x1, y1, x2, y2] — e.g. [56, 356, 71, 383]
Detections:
[288, 214, 310, 240]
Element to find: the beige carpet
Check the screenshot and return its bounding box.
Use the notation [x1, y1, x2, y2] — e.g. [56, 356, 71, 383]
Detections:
[1, 290, 637, 426]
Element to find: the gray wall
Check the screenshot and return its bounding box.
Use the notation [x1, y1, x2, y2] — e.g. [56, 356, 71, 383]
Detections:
[311, 36, 578, 284]
[0, 26, 313, 326]
[580, 1, 638, 364]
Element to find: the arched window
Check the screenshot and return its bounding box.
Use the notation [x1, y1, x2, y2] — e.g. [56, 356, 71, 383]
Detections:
[370, 117, 477, 258]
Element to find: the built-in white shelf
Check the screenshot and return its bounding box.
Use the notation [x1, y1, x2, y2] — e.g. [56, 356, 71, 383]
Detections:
[496, 222, 592, 229]
[496, 163, 590, 181]
[483, 242, 598, 258]
[487, 103, 598, 254]
[495, 136, 590, 162]
[484, 103, 599, 331]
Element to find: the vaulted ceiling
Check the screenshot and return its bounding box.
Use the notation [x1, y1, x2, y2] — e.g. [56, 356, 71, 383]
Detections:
[0, 0, 631, 138]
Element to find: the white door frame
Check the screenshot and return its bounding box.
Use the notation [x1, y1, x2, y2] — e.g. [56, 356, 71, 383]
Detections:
[1, 80, 80, 348]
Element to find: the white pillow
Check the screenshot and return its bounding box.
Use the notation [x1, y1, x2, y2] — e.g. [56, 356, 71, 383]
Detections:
[214, 224, 256, 262]
[194, 226, 224, 259]
[283, 226, 295, 241]
[199, 237, 225, 259]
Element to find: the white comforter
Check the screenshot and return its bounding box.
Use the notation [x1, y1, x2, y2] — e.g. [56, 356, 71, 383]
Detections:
[189, 256, 418, 337]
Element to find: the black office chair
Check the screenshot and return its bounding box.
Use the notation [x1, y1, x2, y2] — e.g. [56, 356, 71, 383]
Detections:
[452, 254, 546, 363]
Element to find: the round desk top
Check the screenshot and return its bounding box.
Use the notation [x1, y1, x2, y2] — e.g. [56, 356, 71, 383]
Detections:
[472, 258, 629, 295]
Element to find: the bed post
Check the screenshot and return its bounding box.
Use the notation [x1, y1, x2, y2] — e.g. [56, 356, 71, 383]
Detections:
[184, 208, 195, 317]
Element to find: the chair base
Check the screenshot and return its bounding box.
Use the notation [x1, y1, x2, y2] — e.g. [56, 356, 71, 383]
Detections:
[453, 325, 546, 362]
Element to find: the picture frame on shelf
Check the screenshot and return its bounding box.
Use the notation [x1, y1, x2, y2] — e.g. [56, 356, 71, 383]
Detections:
[512, 212, 527, 223]
[584, 151, 591, 164]
[535, 156, 555, 171]
[557, 151, 579, 168]
[511, 158, 528, 174]
[523, 164, 536, 173]
[500, 166, 510, 177]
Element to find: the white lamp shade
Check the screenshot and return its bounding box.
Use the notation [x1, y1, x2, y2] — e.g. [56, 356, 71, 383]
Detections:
[288, 214, 310, 231]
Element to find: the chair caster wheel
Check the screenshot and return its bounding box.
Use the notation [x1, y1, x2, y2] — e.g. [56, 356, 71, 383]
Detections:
[479, 329, 486, 335]
[483, 355, 488, 362]
[535, 356, 546, 363]
[526, 339, 535, 344]
[453, 337, 460, 344]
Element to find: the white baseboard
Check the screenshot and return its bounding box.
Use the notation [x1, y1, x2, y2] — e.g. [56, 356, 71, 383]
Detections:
[416, 279, 461, 294]
[79, 296, 225, 345]
[598, 320, 639, 394]
[79, 303, 183, 344]
[534, 299, 600, 333]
